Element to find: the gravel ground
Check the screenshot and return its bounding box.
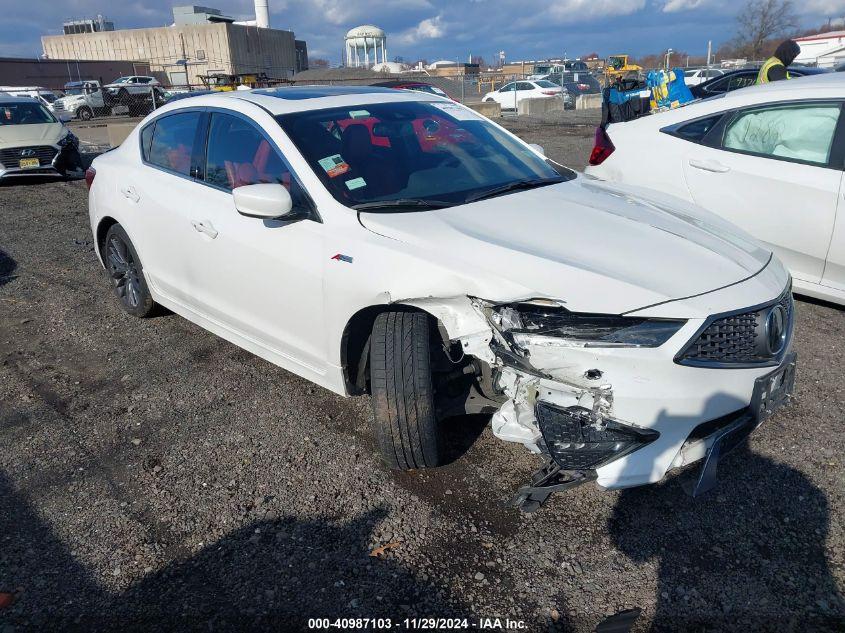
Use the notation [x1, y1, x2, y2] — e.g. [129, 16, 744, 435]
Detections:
[0, 113, 843, 632]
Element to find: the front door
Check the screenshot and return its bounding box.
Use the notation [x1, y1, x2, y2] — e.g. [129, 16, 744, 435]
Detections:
[683, 101, 843, 285]
[178, 110, 327, 371]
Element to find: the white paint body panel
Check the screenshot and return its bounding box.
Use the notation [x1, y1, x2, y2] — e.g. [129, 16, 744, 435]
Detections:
[89, 88, 794, 490]
[586, 72, 845, 304]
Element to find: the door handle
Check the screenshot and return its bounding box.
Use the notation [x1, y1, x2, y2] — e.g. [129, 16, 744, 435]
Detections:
[191, 219, 218, 239]
[120, 185, 140, 202]
[689, 158, 731, 173]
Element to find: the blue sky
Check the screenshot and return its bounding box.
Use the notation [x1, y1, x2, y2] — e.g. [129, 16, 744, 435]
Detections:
[1, 0, 842, 64]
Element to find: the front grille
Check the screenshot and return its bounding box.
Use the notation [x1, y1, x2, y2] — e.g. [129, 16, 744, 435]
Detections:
[536, 403, 659, 470]
[678, 288, 793, 366]
[0, 145, 58, 169]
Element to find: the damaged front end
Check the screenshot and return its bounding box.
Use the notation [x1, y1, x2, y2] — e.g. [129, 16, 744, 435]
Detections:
[454, 298, 684, 508]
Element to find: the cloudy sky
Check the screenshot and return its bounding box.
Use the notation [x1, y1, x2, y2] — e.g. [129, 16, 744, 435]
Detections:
[1, 0, 842, 64]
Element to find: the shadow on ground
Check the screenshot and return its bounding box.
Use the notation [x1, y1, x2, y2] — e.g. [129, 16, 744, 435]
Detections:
[0, 249, 16, 287]
[609, 438, 844, 631]
[0, 472, 471, 631]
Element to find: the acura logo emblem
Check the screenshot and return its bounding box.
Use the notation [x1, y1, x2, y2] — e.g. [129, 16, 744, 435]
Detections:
[765, 304, 787, 355]
[20, 149, 36, 157]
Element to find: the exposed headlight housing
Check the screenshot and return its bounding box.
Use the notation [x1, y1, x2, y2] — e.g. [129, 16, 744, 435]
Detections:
[482, 299, 685, 348]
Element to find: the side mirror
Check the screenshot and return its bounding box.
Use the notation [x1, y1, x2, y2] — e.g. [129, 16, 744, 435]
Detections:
[529, 143, 545, 156]
[233, 183, 303, 220]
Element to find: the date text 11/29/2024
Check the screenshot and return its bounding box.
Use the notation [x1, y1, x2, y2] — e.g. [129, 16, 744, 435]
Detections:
[308, 618, 527, 630]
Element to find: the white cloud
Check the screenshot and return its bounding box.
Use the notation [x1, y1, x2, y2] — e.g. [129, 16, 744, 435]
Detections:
[395, 15, 446, 44]
[662, 0, 707, 12]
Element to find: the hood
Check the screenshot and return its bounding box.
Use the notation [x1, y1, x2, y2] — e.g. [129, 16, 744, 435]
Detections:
[0, 122, 63, 145]
[359, 178, 772, 314]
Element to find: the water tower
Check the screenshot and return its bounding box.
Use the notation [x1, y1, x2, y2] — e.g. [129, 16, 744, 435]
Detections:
[345, 25, 387, 68]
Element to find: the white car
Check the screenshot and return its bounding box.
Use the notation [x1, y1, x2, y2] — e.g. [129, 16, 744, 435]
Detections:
[586, 72, 845, 306]
[483, 80, 564, 110]
[105, 76, 160, 99]
[87, 87, 796, 507]
[683, 68, 725, 86]
[0, 96, 83, 179]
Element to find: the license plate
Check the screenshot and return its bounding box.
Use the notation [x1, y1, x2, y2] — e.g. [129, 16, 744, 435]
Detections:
[751, 352, 796, 423]
[19, 158, 40, 168]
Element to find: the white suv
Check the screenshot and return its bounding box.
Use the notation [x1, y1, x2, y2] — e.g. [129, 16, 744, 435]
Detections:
[86, 87, 796, 508]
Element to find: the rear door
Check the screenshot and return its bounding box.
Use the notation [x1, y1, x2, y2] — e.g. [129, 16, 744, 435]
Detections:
[128, 109, 206, 305]
[683, 101, 843, 285]
[821, 126, 845, 293]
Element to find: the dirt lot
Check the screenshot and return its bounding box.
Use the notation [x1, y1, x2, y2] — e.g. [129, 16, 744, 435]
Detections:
[1, 113, 843, 632]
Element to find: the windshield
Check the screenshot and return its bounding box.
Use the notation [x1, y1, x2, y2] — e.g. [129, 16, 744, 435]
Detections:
[112, 77, 131, 84]
[276, 100, 573, 210]
[64, 87, 84, 96]
[39, 93, 57, 103]
[0, 102, 56, 125]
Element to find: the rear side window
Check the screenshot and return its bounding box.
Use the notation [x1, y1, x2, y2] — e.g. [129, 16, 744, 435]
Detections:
[146, 111, 202, 176]
[727, 74, 755, 91]
[140, 122, 155, 161]
[675, 115, 723, 142]
[724, 104, 841, 166]
[204, 112, 308, 206]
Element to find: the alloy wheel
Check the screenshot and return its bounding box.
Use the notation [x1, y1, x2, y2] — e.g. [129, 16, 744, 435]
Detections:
[107, 235, 142, 309]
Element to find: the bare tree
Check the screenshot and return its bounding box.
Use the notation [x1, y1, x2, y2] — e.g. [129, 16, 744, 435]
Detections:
[310, 58, 330, 68]
[735, 0, 798, 59]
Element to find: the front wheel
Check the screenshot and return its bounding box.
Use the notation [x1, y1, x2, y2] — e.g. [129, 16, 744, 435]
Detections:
[104, 224, 156, 318]
[369, 311, 441, 470]
[77, 106, 93, 121]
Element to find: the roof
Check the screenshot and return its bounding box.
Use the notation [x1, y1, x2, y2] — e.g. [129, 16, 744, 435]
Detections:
[152, 83, 445, 116]
[0, 95, 44, 103]
[346, 25, 385, 38]
[250, 85, 398, 100]
[795, 30, 845, 42]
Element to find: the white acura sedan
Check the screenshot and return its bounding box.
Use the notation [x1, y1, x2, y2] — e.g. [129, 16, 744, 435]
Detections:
[586, 72, 845, 306]
[87, 86, 796, 508]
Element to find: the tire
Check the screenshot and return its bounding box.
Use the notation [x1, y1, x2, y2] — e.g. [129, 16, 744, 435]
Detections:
[77, 106, 93, 121]
[103, 224, 156, 318]
[369, 311, 440, 470]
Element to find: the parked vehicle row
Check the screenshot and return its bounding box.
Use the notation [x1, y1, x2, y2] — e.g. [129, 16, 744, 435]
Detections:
[587, 72, 845, 305]
[87, 86, 796, 507]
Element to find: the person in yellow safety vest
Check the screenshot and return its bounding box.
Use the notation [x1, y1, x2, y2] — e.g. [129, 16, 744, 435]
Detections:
[756, 39, 801, 85]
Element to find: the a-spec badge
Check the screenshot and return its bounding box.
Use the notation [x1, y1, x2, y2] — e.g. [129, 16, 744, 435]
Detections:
[331, 253, 353, 263]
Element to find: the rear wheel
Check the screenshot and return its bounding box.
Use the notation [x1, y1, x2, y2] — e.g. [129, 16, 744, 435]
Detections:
[369, 311, 440, 470]
[104, 224, 156, 318]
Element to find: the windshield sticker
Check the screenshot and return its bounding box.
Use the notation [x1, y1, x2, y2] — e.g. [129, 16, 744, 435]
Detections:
[430, 102, 481, 121]
[318, 154, 350, 178]
[345, 177, 366, 190]
[349, 109, 370, 119]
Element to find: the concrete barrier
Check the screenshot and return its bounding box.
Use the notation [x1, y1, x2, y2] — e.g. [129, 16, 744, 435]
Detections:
[467, 101, 501, 118]
[576, 94, 602, 110]
[106, 122, 139, 148]
[517, 97, 565, 116]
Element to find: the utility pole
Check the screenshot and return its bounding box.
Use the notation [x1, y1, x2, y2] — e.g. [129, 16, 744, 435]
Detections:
[706, 40, 712, 69]
[180, 32, 190, 91]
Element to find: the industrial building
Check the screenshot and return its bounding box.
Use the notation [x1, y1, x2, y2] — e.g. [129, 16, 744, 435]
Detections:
[794, 30, 845, 69]
[41, 4, 307, 88]
[63, 16, 115, 35]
